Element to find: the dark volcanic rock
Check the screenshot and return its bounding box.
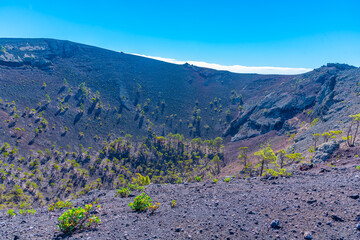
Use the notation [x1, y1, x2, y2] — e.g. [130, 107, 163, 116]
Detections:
[331, 215, 344, 222]
[1, 167, 359, 240]
[349, 194, 359, 200]
[326, 63, 356, 70]
[0, 39, 78, 70]
[312, 141, 340, 163]
[304, 231, 313, 239]
[225, 91, 317, 141]
[299, 162, 314, 171]
[270, 219, 280, 229]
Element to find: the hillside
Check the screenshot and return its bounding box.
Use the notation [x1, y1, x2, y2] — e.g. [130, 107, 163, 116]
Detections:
[1, 38, 360, 213]
[0, 38, 292, 154]
[1, 158, 360, 240]
[2, 38, 360, 239]
[222, 63, 360, 175]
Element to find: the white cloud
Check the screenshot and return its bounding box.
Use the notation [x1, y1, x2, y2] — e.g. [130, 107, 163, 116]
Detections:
[131, 53, 312, 75]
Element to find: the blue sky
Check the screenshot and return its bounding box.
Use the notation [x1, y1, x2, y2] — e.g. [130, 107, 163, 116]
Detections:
[1, 0, 360, 73]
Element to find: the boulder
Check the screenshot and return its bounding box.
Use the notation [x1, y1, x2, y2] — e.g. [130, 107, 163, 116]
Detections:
[312, 141, 340, 163]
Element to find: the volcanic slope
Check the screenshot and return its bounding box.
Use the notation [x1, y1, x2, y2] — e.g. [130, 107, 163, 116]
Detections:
[1, 160, 359, 240]
[0, 38, 292, 154]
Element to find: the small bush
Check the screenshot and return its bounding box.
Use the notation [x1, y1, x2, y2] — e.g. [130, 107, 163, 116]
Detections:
[19, 209, 36, 215]
[224, 177, 231, 183]
[57, 201, 101, 234]
[7, 209, 15, 217]
[212, 178, 218, 184]
[170, 200, 176, 208]
[49, 200, 73, 212]
[132, 173, 150, 186]
[310, 118, 320, 127]
[327, 163, 336, 168]
[128, 193, 153, 212]
[148, 202, 160, 214]
[136, 185, 145, 192]
[115, 187, 131, 198]
[195, 176, 202, 182]
[263, 168, 292, 177]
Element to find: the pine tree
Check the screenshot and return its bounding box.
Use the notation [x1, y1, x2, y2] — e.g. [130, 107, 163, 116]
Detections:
[254, 145, 276, 176]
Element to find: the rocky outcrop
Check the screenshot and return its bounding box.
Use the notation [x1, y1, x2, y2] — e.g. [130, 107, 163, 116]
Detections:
[224, 77, 319, 141]
[223, 64, 360, 145]
[0, 39, 78, 70]
[312, 141, 340, 163]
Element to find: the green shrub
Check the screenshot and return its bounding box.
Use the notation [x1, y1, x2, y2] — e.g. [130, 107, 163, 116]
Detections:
[115, 187, 131, 198]
[170, 200, 176, 208]
[18, 201, 31, 209]
[308, 146, 315, 153]
[224, 177, 231, 183]
[327, 163, 336, 168]
[195, 176, 202, 182]
[311, 118, 320, 127]
[7, 209, 15, 217]
[136, 185, 145, 192]
[128, 193, 153, 212]
[57, 201, 101, 234]
[127, 183, 136, 191]
[263, 168, 292, 177]
[19, 209, 36, 215]
[49, 200, 73, 212]
[132, 173, 150, 186]
[212, 178, 218, 184]
[148, 202, 160, 214]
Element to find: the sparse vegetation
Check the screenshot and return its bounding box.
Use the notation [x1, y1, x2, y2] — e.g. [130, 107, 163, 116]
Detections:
[0, 40, 357, 240]
[7, 209, 16, 217]
[347, 113, 360, 147]
[254, 145, 277, 176]
[238, 146, 251, 174]
[57, 200, 101, 234]
[312, 133, 320, 148]
[170, 199, 176, 208]
[148, 202, 160, 214]
[128, 193, 153, 212]
[19, 208, 36, 215]
[115, 187, 131, 198]
[311, 118, 320, 127]
[132, 173, 150, 186]
[264, 168, 292, 177]
[48, 200, 73, 212]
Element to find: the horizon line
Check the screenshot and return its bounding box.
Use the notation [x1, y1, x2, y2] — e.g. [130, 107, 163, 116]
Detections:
[131, 53, 313, 75]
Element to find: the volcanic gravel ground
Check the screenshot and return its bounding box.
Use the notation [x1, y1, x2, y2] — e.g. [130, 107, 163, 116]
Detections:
[1, 167, 360, 240]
